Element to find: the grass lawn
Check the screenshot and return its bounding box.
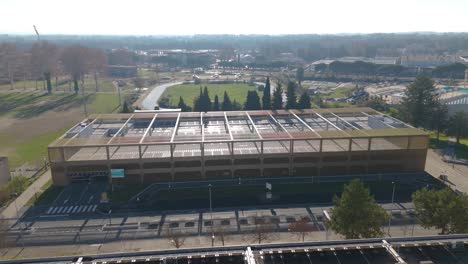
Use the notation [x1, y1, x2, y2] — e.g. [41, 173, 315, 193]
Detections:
[1, 77, 132, 93]
[322, 87, 353, 99]
[160, 83, 259, 107]
[0, 92, 122, 168]
[429, 132, 468, 159]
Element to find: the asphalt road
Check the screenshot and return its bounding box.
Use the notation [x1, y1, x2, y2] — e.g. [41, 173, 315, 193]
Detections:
[8, 202, 419, 247]
[141, 81, 183, 110]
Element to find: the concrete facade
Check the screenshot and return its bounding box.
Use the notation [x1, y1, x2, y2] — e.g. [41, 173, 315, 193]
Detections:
[48, 108, 429, 186]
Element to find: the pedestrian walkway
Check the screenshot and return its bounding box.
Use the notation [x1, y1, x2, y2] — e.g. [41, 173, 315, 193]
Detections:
[44, 204, 98, 215]
[425, 149, 468, 194]
[0, 170, 51, 219]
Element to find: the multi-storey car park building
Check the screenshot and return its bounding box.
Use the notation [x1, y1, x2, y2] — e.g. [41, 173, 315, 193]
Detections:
[48, 108, 429, 186]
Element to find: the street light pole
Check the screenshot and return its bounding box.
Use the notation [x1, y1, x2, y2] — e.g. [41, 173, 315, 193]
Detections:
[208, 184, 214, 246]
[388, 181, 396, 235]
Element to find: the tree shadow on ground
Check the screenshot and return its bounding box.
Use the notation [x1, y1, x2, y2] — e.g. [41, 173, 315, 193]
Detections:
[0, 93, 47, 115]
[14, 94, 96, 119]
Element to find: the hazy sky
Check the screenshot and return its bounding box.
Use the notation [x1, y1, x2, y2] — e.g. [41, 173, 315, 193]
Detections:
[1, 0, 467, 35]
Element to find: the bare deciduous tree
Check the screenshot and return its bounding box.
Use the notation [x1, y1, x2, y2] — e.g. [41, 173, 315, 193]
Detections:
[0, 43, 20, 90]
[166, 228, 186, 249]
[87, 48, 107, 92]
[214, 226, 231, 246]
[247, 216, 276, 244]
[288, 217, 315, 242]
[31, 41, 59, 94]
[60, 45, 90, 94]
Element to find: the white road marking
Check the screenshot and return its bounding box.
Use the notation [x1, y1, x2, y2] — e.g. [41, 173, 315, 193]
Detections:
[46, 207, 54, 214]
[91, 205, 98, 212]
[56, 207, 64, 214]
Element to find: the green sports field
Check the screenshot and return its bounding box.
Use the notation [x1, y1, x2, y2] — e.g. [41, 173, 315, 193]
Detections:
[160, 83, 259, 107]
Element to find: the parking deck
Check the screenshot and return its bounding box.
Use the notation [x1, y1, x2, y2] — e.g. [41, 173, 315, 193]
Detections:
[48, 108, 429, 185]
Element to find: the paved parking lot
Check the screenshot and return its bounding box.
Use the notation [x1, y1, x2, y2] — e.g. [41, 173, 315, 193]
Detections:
[43, 182, 106, 216]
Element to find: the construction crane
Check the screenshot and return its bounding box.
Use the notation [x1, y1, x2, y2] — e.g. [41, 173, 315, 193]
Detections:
[33, 25, 40, 41]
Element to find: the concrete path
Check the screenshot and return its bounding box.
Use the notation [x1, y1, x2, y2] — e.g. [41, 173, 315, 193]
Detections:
[0, 170, 51, 219]
[425, 149, 468, 194]
[0, 224, 437, 261]
[141, 82, 183, 110]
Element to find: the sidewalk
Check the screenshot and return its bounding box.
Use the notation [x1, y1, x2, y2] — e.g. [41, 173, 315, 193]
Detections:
[0, 170, 51, 219]
[0, 224, 438, 260]
[425, 149, 468, 194]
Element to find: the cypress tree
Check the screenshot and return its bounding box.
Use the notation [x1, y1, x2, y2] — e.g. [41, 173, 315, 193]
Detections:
[244, 91, 261, 110]
[286, 81, 297, 109]
[262, 77, 271, 110]
[178, 96, 189, 112]
[193, 87, 203, 111]
[213, 95, 220, 111]
[221, 91, 233, 111]
[272, 83, 283, 110]
[202, 86, 212, 112]
[297, 92, 311, 109]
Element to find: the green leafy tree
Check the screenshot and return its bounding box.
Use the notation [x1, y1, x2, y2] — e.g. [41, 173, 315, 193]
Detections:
[429, 103, 449, 141]
[297, 92, 311, 109]
[213, 95, 220, 111]
[221, 91, 233, 111]
[262, 77, 271, 110]
[122, 101, 132, 113]
[361, 96, 388, 112]
[447, 110, 468, 144]
[244, 91, 262, 110]
[313, 95, 324, 108]
[272, 83, 283, 110]
[286, 81, 297, 109]
[329, 179, 389, 239]
[296, 67, 304, 86]
[412, 188, 468, 234]
[401, 75, 438, 128]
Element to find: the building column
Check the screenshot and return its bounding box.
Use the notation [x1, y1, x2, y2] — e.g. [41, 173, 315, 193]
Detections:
[138, 145, 144, 184]
[201, 143, 206, 179]
[170, 143, 175, 181]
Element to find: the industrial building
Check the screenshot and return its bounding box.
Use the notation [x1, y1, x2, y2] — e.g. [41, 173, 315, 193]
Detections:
[48, 108, 428, 186]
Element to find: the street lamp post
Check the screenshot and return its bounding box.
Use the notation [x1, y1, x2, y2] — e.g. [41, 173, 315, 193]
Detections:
[208, 184, 214, 246]
[388, 181, 396, 235]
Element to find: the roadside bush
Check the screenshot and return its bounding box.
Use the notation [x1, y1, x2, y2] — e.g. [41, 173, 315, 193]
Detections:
[0, 175, 31, 205]
[4, 175, 29, 195]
